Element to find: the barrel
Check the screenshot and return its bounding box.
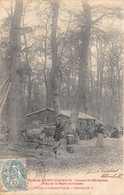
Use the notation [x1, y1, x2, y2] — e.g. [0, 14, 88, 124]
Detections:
[66, 146, 74, 153]
[66, 134, 75, 144]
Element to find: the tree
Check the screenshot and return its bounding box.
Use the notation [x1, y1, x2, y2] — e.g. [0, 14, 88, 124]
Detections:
[21, 10, 32, 113]
[50, 2, 61, 117]
[70, 0, 92, 134]
[66, 0, 124, 135]
[7, 0, 23, 142]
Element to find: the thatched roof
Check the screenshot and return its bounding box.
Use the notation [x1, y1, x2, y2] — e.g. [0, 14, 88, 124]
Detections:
[26, 107, 95, 120]
[60, 110, 95, 120]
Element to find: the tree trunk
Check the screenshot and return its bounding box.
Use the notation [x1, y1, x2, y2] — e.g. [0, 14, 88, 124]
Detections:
[44, 19, 51, 108]
[22, 17, 32, 113]
[70, 0, 91, 133]
[51, 2, 61, 117]
[7, 0, 23, 142]
[96, 41, 105, 120]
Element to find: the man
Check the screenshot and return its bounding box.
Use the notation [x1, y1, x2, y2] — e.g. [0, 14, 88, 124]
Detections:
[53, 116, 64, 141]
[96, 124, 104, 147]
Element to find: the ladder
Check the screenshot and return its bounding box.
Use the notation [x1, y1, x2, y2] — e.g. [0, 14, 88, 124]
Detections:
[0, 77, 11, 121]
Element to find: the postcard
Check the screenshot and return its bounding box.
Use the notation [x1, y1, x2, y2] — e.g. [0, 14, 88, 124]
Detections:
[0, 0, 124, 194]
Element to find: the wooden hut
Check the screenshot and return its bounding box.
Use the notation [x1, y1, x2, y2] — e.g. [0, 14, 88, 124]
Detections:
[26, 108, 56, 128]
[26, 108, 100, 139]
[59, 110, 96, 139]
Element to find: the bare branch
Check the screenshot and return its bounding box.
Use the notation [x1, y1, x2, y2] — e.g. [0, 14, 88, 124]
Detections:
[92, 26, 105, 35]
[91, 5, 124, 11]
[92, 13, 105, 25]
[2, 6, 11, 16]
[58, 13, 72, 63]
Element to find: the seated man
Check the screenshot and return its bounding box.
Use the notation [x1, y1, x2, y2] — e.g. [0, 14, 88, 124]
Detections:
[111, 127, 119, 138]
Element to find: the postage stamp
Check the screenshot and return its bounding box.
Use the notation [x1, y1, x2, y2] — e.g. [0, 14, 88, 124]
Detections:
[0, 158, 27, 191]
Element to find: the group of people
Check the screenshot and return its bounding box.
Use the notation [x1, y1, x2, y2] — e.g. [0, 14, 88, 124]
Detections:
[53, 116, 120, 148]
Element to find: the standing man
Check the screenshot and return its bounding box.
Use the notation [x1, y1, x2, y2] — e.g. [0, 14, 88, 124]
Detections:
[53, 116, 64, 141]
[96, 124, 104, 147]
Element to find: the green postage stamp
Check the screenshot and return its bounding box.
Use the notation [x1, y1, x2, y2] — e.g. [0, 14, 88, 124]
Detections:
[0, 158, 27, 191]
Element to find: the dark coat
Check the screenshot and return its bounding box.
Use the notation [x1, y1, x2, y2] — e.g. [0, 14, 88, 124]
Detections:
[96, 125, 104, 134]
[53, 122, 64, 141]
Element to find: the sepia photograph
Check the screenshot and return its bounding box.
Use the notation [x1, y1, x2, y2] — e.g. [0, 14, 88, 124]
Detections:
[0, 0, 124, 194]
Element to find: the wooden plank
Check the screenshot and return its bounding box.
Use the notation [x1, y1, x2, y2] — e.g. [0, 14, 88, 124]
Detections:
[0, 82, 11, 120]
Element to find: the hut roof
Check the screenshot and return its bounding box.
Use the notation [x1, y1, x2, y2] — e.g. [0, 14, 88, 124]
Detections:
[26, 107, 95, 120]
[60, 110, 95, 120]
[26, 107, 54, 117]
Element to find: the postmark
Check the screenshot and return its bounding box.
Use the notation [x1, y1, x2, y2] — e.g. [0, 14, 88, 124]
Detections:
[0, 158, 27, 191]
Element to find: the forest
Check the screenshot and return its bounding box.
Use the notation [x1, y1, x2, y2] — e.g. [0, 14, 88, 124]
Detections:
[0, 1, 124, 188]
[0, 0, 123, 143]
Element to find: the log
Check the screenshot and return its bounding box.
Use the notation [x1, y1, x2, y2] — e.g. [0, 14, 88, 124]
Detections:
[26, 128, 44, 140]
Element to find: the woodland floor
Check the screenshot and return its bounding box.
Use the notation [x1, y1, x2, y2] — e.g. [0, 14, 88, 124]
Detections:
[0, 136, 123, 175]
